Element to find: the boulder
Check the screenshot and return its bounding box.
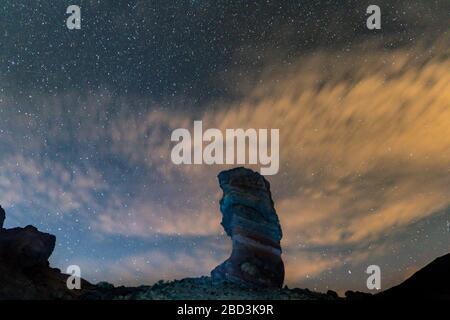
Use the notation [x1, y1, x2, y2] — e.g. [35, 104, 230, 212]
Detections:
[211, 167, 284, 288]
[0, 225, 55, 270]
[0, 206, 93, 299]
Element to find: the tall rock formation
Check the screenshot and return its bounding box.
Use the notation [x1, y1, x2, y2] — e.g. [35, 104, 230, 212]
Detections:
[211, 167, 284, 288]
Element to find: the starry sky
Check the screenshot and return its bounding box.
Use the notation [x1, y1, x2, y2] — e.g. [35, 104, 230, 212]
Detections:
[0, 0, 449, 294]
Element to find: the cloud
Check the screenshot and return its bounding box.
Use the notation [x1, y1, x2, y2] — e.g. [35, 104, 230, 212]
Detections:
[0, 26, 448, 291]
[77, 33, 450, 290]
[0, 154, 107, 221]
[95, 196, 221, 237]
[205, 36, 450, 247]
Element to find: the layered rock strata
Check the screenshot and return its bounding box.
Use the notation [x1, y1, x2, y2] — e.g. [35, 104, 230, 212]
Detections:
[211, 167, 284, 288]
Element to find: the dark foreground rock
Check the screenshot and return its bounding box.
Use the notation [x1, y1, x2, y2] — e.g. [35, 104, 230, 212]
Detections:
[375, 252, 450, 300]
[211, 167, 284, 289]
[344, 253, 450, 300]
[0, 225, 55, 270]
[0, 207, 93, 299]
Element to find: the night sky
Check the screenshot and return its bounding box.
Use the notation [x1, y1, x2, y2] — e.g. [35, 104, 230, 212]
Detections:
[0, 0, 449, 294]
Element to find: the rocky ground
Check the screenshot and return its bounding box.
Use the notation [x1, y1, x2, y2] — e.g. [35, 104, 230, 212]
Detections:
[82, 276, 338, 300]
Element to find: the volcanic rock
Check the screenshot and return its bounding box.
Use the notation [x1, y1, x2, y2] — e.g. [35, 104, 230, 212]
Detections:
[0, 225, 55, 270]
[211, 167, 284, 288]
[0, 206, 93, 299]
[84, 276, 333, 300]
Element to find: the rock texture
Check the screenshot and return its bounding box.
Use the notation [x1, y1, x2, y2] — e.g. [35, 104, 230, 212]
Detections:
[0, 206, 93, 299]
[0, 225, 55, 270]
[84, 277, 335, 300]
[211, 167, 284, 288]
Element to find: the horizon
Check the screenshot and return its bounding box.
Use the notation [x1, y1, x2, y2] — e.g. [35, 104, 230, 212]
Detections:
[0, 0, 449, 295]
